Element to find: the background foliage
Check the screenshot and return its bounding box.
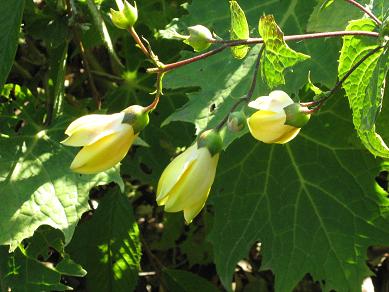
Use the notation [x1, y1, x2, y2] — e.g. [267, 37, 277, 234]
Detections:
[0, 0, 388, 291]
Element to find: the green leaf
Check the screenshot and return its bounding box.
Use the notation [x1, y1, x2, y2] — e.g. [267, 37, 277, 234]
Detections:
[163, 269, 219, 292]
[229, 0, 250, 59]
[0, 246, 71, 291]
[1, 230, 85, 292]
[164, 0, 336, 147]
[0, 0, 25, 90]
[308, 0, 363, 32]
[66, 187, 141, 292]
[208, 96, 389, 291]
[338, 18, 389, 158]
[0, 85, 123, 251]
[259, 15, 310, 88]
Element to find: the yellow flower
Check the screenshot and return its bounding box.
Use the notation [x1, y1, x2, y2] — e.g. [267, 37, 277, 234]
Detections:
[247, 90, 309, 144]
[62, 105, 149, 174]
[156, 130, 222, 223]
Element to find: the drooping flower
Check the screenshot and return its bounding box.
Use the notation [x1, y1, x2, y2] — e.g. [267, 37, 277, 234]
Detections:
[156, 130, 222, 223]
[247, 90, 310, 144]
[62, 105, 149, 174]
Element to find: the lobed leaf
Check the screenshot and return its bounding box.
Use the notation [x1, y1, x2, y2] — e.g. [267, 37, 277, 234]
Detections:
[258, 15, 310, 89]
[209, 96, 389, 291]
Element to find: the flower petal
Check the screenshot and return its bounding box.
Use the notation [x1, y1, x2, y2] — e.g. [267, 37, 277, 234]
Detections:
[70, 124, 135, 174]
[62, 113, 125, 147]
[248, 90, 293, 112]
[163, 149, 218, 213]
[156, 144, 198, 202]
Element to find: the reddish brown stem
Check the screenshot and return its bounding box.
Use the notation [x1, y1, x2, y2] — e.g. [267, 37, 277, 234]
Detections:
[147, 30, 379, 74]
[128, 26, 152, 59]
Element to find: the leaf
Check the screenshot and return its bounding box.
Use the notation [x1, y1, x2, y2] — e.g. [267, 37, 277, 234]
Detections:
[308, 0, 363, 32]
[0, 246, 71, 291]
[258, 15, 310, 89]
[163, 269, 219, 292]
[229, 1, 250, 59]
[0, 85, 123, 251]
[66, 187, 141, 292]
[0, 0, 25, 90]
[338, 18, 389, 158]
[163, 0, 338, 147]
[208, 96, 389, 291]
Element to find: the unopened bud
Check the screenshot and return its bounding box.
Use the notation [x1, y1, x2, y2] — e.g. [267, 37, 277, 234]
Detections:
[110, 0, 138, 30]
[283, 103, 310, 128]
[227, 111, 246, 132]
[183, 25, 214, 52]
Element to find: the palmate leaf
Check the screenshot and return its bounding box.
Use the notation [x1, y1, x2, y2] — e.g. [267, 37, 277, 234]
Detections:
[338, 19, 389, 158]
[259, 15, 310, 89]
[209, 96, 389, 291]
[0, 85, 123, 251]
[163, 0, 340, 145]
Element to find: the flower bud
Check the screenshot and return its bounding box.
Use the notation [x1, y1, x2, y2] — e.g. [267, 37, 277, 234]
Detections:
[227, 111, 246, 132]
[156, 131, 221, 223]
[197, 129, 223, 156]
[61, 103, 150, 174]
[122, 105, 149, 134]
[183, 25, 214, 52]
[110, 0, 138, 30]
[247, 90, 307, 144]
[283, 103, 310, 128]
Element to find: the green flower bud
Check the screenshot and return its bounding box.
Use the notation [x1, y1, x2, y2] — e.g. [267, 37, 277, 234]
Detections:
[183, 25, 214, 52]
[122, 105, 149, 133]
[283, 103, 311, 128]
[110, 0, 138, 30]
[197, 129, 223, 156]
[227, 111, 246, 132]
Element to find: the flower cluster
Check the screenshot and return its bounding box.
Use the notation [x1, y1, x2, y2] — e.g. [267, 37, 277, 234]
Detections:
[62, 90, 309, 222]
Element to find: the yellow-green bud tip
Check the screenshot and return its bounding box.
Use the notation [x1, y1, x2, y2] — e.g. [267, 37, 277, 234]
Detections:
[122, 105, 149, 133]
[197, 130, 223, 156]
[284, 103, 310, 128]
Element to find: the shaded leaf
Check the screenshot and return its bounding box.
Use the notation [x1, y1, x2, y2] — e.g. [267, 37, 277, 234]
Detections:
[259, 15, 310, 88]
[66, 187, 141, 292]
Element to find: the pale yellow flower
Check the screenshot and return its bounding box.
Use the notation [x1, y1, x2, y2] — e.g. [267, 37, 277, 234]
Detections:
[157, 133, 221, 223]
[62, 112, 137, 174]
[247, 90, 306, 144]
